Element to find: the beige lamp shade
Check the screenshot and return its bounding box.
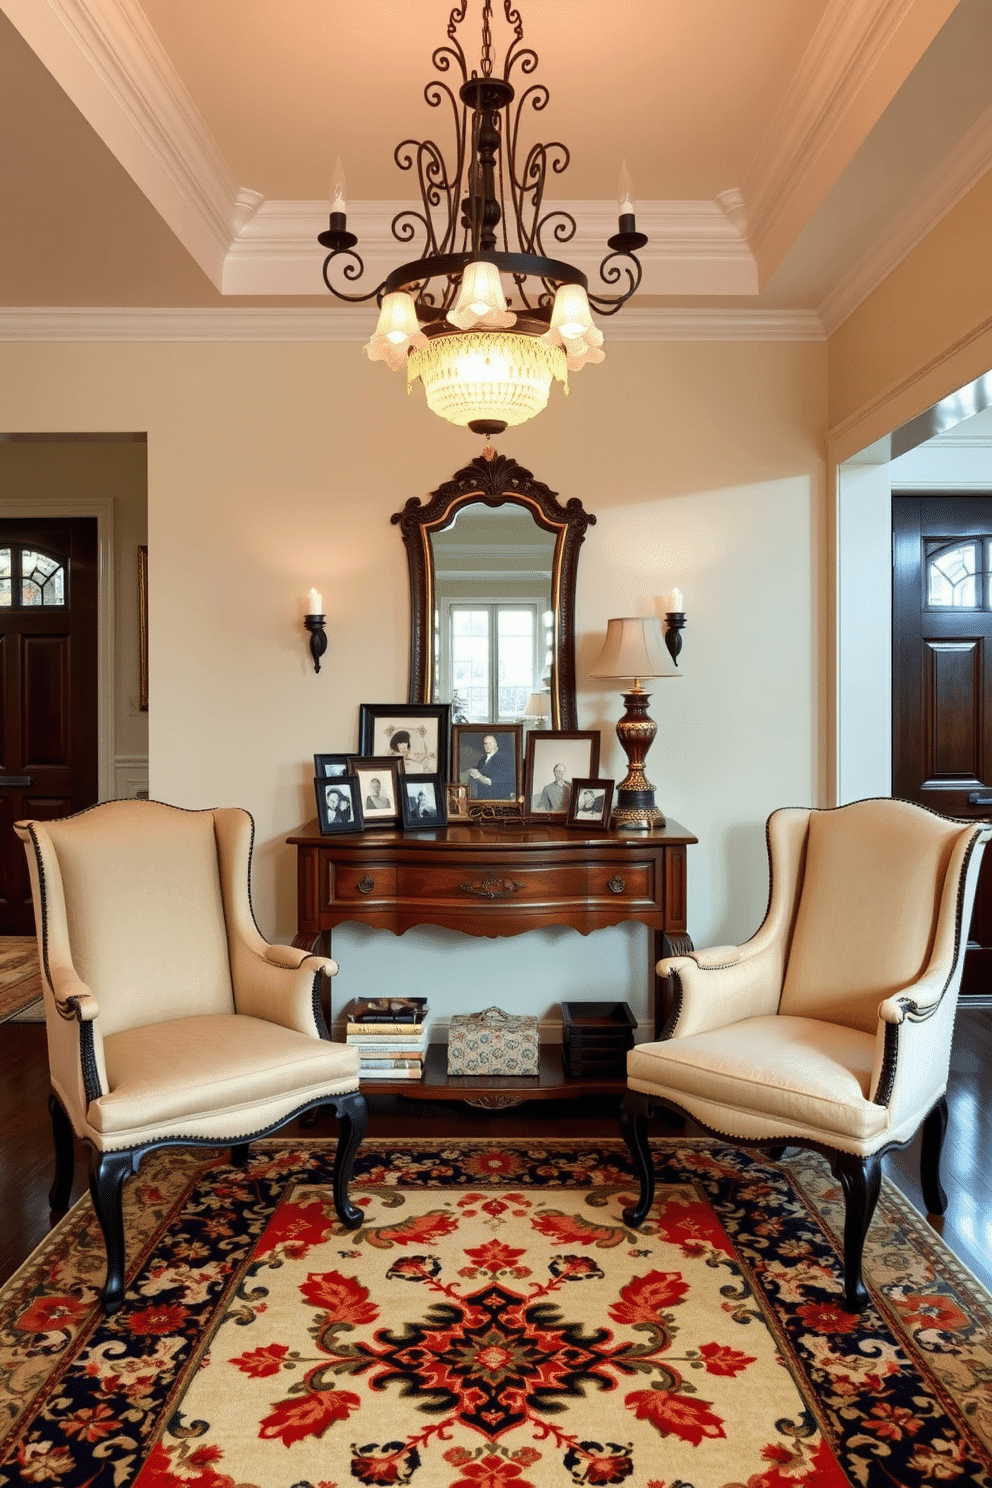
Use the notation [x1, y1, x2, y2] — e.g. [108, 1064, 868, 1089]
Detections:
[588, 616, 680, 683]
[524, 691, 551, 717]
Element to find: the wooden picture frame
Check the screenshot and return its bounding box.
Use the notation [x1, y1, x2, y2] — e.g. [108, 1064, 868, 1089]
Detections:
[524, 730, 601, 818]
[358, 703, 451, 780]
[446, 782, 471, 820]
[399, 773, 448, 829]
[314, 776, 364, 834]
[565, 777, 615, 828]
[451, 724, 523, 805]
[314, 753, 350, 779]
[346, 755, 401, 825]
[138, 545, 148, 712]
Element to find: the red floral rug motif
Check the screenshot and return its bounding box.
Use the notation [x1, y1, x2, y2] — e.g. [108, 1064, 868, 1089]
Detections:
[133, 1181, 846, 1487]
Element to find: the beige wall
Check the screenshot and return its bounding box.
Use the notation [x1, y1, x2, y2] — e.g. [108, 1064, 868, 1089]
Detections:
[0, 334, 826, 1035]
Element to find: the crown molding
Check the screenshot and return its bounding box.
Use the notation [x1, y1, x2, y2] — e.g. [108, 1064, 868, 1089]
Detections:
[224, 197, 758, 298]
[1, 0, 239, 286]
[743, 0, 958, 278]
[818, 103, 992, 335]
[0, 306, 824, 344]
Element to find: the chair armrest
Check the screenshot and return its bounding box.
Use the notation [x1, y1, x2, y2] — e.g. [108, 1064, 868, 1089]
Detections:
[47, 964, 101, 1022]
[659, 940, 784, 1038]
[264, 942, 337, 976]
[232, 949, 337, 1036]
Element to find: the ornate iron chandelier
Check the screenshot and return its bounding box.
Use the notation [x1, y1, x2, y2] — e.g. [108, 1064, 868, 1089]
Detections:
[317, 0, 648, 437]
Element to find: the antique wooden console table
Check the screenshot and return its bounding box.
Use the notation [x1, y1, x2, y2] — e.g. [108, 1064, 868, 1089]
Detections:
[287, 818, 696, 1105]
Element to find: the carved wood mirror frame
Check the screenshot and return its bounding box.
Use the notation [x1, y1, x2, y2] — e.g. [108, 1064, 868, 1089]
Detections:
[392, 453, 596, 731]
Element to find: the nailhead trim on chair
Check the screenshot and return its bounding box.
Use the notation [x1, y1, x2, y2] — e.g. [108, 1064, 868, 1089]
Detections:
[88, 1086, 362, 1159]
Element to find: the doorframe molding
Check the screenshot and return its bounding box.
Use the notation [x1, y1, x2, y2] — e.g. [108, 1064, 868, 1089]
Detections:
[0, 498, 115, 801]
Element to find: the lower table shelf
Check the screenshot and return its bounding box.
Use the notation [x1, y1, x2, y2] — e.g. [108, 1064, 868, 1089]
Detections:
[357, 1042, 626, 1108]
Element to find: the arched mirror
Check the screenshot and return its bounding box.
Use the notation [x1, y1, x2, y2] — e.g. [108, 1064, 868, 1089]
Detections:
[392, 453, 596, 729]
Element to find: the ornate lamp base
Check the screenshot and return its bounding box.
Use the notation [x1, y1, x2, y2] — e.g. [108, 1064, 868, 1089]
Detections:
[610, 685, 665, 830]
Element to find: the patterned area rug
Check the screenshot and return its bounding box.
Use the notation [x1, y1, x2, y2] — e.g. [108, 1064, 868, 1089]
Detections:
[0, 1138, 990, 1487]
[0, 937, 42, 1023]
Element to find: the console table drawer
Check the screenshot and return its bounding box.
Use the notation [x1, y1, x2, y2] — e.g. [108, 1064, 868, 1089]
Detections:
[396, 859, 659, 910]
[329, 863, 398, 903]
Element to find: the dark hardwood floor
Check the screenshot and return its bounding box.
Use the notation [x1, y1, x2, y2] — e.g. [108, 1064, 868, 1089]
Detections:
[2, 1008, 990, 1296]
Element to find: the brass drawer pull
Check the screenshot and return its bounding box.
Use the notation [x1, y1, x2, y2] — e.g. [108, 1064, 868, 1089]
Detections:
[608, 875, 626, 894]
[356, 876, 376, 895]
[460, 875, 526, 900]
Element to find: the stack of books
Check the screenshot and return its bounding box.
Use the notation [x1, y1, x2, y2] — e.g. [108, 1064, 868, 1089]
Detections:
[345, 997, 429, 1081]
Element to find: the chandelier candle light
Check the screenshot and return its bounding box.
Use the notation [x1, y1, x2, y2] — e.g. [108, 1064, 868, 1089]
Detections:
[589, 616, 682, 830]
[318, 0, 648, 436]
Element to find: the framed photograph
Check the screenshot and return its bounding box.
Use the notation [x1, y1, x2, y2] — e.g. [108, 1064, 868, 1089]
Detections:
[358, 703, 451, 779]
[566, 777, 615, 828]
[446, 782, 471, 820]
[314, 753, 350, 779]
[452, 724, 522, 804]
[346, 755, 400, 824]
[524, 731, 601, 817]
[399, 773, 448, 829]
[314, 776, 364, 834]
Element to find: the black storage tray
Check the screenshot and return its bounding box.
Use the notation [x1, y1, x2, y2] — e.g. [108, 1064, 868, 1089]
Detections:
[561, 1001, 636, 1044]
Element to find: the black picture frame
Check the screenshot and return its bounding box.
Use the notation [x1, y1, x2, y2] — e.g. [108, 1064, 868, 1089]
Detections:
[346, 755, 401, 825]
[451, 724, 523, 804]
[314, 776, 364, 834]
[566, 777, 615, 828]
[399, 773, 448, 829]
[524, 730, 601, 818]
[314, 753, 350, 779]
[358, 703, 451, 780]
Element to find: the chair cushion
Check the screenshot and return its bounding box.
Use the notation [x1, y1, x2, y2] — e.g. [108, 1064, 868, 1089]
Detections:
[92, 1015, 360, 1138]
[779, 800, 958, 1034]
[627, 1015, 888, 1143]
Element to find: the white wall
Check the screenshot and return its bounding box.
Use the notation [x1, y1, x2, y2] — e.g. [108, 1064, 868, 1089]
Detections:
[0, 334, 826, 1037]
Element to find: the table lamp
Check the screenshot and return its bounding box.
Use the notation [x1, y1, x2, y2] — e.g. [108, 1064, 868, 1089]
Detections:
[588, 615, 681, 829]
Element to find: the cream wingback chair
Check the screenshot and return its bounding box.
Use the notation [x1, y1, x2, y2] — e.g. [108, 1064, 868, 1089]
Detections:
[16, 800, 368, 1314]
[620, 798, 990, 1312]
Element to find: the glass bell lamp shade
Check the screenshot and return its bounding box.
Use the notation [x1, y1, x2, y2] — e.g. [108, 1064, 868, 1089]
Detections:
[365, 292, 426, 371]
[408, 331, 567, 433]
[446, 261, 517, 331]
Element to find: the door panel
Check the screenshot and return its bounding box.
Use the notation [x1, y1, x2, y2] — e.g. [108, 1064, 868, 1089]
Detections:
[0, 518, 98, 934]
[893, 492, 992, 999]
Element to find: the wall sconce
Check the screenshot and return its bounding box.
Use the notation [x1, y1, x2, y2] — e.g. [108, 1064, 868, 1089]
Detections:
[664, 588, 686, 666]
[588, 615, 681, 830]
[304, 588, 327, 673]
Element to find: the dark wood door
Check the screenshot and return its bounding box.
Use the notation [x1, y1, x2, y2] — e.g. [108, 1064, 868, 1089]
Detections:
[893, 492, 992, 999]
[0, 519, 99, 934]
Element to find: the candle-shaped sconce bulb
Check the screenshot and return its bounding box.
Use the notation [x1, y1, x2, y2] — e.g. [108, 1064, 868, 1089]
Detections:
[617, 159, 636, 218]
[307, 587, 323, 615]
[664, 588, 686, 666]
[330, 157, 347, 216]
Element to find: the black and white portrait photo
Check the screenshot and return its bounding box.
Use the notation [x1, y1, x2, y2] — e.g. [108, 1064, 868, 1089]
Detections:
[399, 773, 448, 829]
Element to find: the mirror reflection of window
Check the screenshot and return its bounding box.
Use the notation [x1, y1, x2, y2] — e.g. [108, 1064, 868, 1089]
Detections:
[432, 503, 554, 720]
[926, 541, 981, 609]
[448, 603, 538, 722]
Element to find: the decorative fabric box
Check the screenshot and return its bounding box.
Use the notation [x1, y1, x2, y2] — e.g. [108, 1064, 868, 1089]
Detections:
[447, 1005, 540, 1076]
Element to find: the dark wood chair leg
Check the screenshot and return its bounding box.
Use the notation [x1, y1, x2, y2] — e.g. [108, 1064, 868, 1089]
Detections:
[620, 1093, 656, 1227]
[48, 1094, 76, 1214]
[329, 1092, 369, 1229]
[920, 1095, 949, 1216]
[230, 1143, 250, 1168]
[830, 1150, 882, 1312]
[89, 1150, 136, 1314]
